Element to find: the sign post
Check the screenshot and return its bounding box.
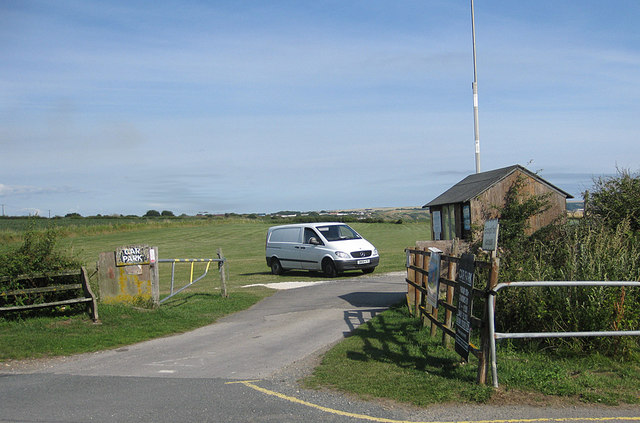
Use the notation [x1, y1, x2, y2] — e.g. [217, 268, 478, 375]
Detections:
[480, 218, 500, 384]
[97, 244, 159, 306]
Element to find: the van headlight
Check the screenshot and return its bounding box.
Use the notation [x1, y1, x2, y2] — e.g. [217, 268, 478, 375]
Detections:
[335, 251, 350, 259]
[373, 248, 378, 256]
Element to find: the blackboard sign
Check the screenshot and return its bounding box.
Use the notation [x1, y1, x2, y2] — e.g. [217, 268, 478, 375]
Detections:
[454, 253, 475, 361]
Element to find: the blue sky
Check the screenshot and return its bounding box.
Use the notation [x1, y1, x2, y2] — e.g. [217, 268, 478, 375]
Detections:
[1, 1, 639, 216]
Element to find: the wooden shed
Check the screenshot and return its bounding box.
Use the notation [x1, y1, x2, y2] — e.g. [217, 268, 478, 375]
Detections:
[424, 165, 573, 241]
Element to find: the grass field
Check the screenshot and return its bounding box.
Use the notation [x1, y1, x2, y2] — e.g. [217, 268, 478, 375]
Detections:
[45, 219, 430, 293]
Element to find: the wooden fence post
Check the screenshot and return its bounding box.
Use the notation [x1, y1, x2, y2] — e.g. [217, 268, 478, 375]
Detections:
[406, 249, 416, 316]
[416, 248, 425, 319]
[443, 258, 456, 348]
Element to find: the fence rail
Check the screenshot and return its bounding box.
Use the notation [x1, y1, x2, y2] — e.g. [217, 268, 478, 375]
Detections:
[0, 267, 98, 321]
[488, 280, 640, 388]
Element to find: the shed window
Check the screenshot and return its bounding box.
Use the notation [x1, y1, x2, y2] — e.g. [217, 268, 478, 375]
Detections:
[442, 204, 455, 240]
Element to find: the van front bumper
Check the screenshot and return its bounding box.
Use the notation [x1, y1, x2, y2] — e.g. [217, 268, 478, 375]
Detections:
[335, 256, 379, 272]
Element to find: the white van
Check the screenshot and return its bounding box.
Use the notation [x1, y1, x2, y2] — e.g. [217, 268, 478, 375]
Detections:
[265, 222, 379, 277]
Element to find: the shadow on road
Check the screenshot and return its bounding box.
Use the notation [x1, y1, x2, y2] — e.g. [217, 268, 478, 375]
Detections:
[340, 291, 406, 335]
[343, 308, 386, 334]
[339, 291, 405, 307]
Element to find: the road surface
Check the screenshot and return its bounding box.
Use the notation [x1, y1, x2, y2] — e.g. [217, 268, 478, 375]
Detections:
[2, 272, 638, 422]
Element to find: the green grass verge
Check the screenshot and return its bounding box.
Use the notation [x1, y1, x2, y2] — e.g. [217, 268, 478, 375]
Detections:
[304, 304, 640, 406]
[0, 290, 271, 360]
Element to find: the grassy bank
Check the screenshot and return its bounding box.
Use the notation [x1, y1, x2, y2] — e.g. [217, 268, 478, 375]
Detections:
[304, 304, 640, 406]
[0, 291, 270, 360]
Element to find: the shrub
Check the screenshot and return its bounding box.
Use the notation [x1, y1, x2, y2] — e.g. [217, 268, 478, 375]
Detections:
[0, 222, 82, 290]
[586, 167, 640, 232]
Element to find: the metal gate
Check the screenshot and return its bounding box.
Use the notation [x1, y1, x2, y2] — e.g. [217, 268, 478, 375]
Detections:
[488, 280, 640, 387]
[158, 250, 227, 304]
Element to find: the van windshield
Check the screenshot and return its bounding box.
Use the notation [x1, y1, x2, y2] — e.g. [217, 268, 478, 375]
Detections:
[316, 225, 361, 242]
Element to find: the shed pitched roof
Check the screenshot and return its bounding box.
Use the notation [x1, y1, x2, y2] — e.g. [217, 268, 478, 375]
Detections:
[423, 165, 573, 208]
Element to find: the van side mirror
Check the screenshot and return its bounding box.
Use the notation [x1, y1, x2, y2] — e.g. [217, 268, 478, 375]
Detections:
[308, 237, 320, 245]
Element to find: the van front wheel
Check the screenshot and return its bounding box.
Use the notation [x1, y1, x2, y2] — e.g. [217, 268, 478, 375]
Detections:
[322, 259, 338, 278]
[270, 258, 284, 275]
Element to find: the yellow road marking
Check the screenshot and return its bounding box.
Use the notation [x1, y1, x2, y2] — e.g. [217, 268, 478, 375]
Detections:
[227, 380, 640, 423]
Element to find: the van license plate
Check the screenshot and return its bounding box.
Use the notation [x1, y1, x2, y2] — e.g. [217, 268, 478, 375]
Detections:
[357, 259, 370, 265]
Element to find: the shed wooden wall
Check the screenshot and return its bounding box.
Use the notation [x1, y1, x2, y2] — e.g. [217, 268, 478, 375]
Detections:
[471, 169, 567, 235]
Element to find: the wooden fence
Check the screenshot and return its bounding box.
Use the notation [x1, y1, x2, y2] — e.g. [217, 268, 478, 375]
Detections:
[405, 247, 499, 385]
[0, 267, 99, 322]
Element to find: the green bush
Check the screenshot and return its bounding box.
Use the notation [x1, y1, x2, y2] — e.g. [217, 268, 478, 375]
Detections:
[586, 167, 640, 232]
[0, 222, 82, 290]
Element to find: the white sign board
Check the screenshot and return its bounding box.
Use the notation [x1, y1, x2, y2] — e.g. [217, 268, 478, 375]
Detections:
[426, 247, 442, 308]
[482, 219, 499, 251]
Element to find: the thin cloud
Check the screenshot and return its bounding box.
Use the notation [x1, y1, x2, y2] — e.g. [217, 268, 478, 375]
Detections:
[0, 1, 638, 215]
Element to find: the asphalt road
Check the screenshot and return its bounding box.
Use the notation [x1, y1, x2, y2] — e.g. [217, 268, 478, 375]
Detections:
[2, 272, 639, 422]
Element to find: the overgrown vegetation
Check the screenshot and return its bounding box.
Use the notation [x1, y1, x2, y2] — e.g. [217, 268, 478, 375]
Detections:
[0, 222, 82, 285]
[0, 222, 85, 315]
[488, 169, 640, 356]
[586, 167, 640, 232]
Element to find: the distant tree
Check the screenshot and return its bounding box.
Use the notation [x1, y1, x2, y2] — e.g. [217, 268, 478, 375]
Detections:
[144, 210, 161, 217]
[161, 210, 175, 217]
[65, 212, 82, 218]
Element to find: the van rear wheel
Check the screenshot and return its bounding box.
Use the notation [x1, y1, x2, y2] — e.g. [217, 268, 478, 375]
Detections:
[270, 258, 284, 275]
[322, 259, 337, 278]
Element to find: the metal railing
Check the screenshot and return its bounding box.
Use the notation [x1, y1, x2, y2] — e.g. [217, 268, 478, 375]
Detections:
[158, 256, 226, 304]
[488, 280, 640, 388]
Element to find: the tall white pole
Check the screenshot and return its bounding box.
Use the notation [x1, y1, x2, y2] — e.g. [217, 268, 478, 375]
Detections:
[471, 0, 481, 173]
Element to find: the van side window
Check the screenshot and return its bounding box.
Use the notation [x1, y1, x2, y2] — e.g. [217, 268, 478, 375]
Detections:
[304, 228, 322, 245]
[270, 227, 301, 243]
